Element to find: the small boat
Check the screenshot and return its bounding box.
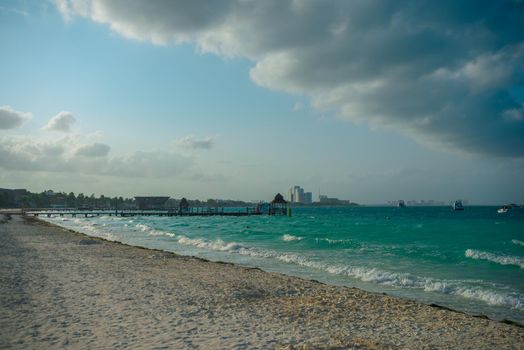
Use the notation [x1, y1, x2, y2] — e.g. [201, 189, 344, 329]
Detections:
[497, 205, 511, 214]
[397, 200, 406, 208]
[452, 200, 464, 211]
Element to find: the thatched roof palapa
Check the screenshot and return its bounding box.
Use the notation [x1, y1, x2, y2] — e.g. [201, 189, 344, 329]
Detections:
[271, 193, 287, 204]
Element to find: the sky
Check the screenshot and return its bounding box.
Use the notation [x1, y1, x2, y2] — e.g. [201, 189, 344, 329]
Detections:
[0, 0, 523, 204]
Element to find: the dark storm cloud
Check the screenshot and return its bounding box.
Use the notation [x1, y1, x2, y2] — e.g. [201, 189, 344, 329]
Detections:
[56, 0, 524, 156]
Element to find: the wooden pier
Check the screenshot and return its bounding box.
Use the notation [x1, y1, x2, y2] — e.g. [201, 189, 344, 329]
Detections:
[26, 207, 262, 218]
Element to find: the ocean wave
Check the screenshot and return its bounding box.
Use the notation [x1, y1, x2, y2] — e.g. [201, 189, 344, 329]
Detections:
[319, 264, 523, 309]
[40, 217, 524, 311]
[168, 234, 524, 310]
[266, 249, 524, 310]
[423, 282, 524, 309]
[135, 223, 151, 232]
[282, 234, 303, 241]
[465, 249, 524, 269]
[315, 238, 352, 245]
[41, 216, 119, 242]
[135, 223, 175, 237]
[327, 238, 351, 245]
[512, 239, 524, 247]
[176, 236, 244, 251]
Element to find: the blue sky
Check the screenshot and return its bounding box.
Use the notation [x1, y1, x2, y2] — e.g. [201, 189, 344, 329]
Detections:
[1, 0, 523, 204]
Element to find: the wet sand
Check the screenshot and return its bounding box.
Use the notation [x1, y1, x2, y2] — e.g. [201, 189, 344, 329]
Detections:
[1, 215, 523, 349]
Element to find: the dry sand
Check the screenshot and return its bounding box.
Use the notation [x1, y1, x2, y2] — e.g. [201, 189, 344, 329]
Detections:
[1, 214, 523, 349]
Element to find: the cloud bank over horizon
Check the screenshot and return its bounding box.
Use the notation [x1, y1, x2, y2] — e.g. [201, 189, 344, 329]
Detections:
[0, 135, 193, 178]
[55, 0, 524, 157]
[0, 102, 220, 189]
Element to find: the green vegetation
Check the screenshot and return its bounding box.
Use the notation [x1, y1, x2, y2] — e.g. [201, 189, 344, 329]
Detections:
[0, 188, 254, 209]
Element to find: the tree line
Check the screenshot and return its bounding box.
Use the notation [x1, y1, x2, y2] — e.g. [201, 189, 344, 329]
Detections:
[0, 189, 254, 209]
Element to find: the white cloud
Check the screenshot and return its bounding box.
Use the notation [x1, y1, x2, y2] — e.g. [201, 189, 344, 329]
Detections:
[75, 142, 111, 157]
[0, 106, 32, 129]
[174, 135, 214, 150]
[43, 111, 76, 132]
[0, 136, 191, 178]
[55, 0, 524, 157]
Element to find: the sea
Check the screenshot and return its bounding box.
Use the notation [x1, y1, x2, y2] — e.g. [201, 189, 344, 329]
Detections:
[42, 206, 524, 324]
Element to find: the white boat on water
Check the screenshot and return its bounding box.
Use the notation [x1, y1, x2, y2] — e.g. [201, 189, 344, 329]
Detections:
[452, 200, 464, 211]
[497, 205, 511, 214]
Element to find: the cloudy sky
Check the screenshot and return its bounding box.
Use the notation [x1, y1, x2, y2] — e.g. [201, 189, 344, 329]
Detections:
[1, 0, 523, 204]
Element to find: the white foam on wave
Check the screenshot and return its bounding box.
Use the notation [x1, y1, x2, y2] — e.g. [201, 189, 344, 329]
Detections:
[282, 234, 303, 242]
[270, 250, 524, 310]
[40, 217, 524, 311]
[512, 239, 524, 247]
[40, 216, 119, 242]
[168, 234, 524, 310]
[135, 223, 150, 232]
[316, 238, 352, 245]
[465, 249, 524, 269]
[176, 236, 244, 251]
[134, 223, 175, 237]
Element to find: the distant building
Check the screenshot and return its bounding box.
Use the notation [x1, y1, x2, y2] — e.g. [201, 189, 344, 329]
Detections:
[134, 196, 170, 210]
[318, 194, 350, 205]
[288, 185, 311, 204]
[288, 187, 294, 203]
[393, 199, 446, 206]
[305, 192, 313, 205]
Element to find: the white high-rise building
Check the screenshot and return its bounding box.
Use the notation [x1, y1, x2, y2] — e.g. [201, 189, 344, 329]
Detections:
[288, 187, 294, 203]
[296, 187, 305, 203]
[288, 185, 311, 204]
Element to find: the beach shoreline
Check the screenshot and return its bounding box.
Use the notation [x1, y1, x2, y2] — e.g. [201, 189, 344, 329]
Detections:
[1, 214, 523, 349]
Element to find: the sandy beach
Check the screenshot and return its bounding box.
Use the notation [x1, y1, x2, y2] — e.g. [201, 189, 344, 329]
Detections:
[0, 215, 523, 349]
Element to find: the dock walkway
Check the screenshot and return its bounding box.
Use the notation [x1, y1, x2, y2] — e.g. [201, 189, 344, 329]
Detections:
[26, 208, 262, 218]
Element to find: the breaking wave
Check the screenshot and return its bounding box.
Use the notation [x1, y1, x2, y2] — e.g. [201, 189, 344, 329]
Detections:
[465, 249, 524, 269]
[282, 234, 303, 241]
[176, 236, 243, 251]
[512, 239, 524, 247]
[316, 238, 352, 245]
[170, 235, 524, 310]
[135, 223, 175, 237]
[40, 216, 119, 241]
[39, 216, 524, 313]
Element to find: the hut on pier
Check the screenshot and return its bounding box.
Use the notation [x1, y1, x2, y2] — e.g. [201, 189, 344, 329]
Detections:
[134, 196, 169, 210]
[179, 197, 189, 213]
[270, 193, 288, 215]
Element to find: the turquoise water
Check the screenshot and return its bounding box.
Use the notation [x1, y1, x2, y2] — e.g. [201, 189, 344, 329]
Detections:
[44, 206, 524, 324]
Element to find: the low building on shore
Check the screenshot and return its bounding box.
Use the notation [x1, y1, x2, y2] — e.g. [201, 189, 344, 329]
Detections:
[134, 196, 170, 210]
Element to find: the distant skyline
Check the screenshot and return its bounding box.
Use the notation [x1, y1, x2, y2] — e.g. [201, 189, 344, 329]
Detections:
[1, 0, 523, 204]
